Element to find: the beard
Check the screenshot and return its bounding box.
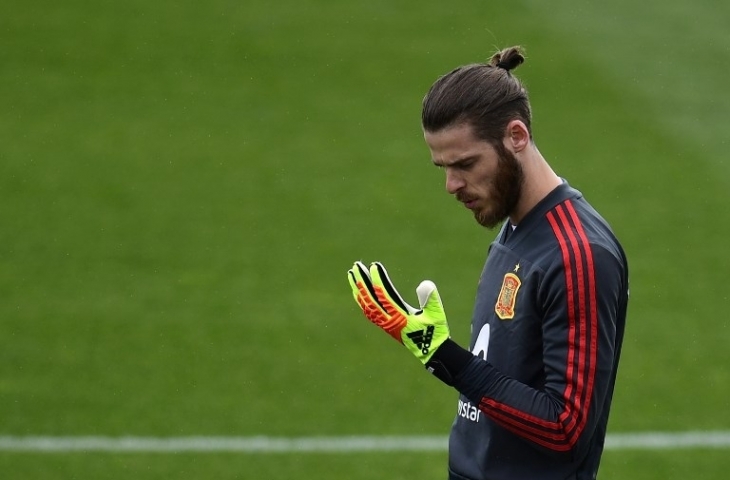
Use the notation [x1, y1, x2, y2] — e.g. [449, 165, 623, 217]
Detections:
[473, 145, 525, 229]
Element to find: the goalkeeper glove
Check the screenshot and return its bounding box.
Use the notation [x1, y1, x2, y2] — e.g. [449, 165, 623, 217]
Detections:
[347, 261, 450, 364]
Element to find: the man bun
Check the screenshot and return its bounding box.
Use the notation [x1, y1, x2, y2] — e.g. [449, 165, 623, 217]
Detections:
[490, 46, 525, 72]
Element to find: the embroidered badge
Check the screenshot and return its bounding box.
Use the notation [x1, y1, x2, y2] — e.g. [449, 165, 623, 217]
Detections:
[495, 272, 521, 320]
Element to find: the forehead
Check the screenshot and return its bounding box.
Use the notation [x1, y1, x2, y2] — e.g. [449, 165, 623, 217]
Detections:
[423, 123, 496, 165]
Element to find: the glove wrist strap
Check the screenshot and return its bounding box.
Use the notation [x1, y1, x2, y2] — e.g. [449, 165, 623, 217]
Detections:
[425, 338, 473, 386]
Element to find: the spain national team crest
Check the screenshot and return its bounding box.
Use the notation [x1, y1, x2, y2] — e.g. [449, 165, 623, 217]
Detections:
[495, 272, 521, 320]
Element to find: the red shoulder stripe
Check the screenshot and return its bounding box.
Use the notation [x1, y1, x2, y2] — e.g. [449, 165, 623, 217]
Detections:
[564, 200, 599, 445]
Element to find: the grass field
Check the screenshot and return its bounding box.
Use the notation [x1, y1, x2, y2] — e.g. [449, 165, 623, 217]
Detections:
[2, 0, 729, 478]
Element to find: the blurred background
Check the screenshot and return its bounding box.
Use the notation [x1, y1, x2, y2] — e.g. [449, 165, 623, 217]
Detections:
[2, 0, 729, 478]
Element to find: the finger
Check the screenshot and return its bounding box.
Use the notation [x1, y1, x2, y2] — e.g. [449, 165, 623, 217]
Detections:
[369, 262, 414, 316]
[416, 280, 438, 309]
[353, 261, 377, 300]
[349, 262, 386, 314]
[347, 268, 362, 303]
[348, 263, 404, 341]
[416, 280, 446, 318]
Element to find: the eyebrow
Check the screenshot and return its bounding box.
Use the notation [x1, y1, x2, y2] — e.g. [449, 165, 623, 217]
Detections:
[432, 155, 478, 168]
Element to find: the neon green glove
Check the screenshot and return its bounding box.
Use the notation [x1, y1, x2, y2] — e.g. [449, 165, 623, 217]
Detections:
[347, 261, 450, 364]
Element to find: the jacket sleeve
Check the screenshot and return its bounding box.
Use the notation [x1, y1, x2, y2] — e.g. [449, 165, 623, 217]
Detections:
[428, 243, 626, 458]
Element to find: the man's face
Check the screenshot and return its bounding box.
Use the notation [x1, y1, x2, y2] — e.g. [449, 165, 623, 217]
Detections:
[424, 123, 524, 229]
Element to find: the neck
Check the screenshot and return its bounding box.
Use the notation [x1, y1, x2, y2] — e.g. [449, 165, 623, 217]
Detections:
[509, 146, 562, 225]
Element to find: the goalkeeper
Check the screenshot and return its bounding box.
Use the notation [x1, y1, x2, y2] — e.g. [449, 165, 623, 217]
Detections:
[347, 46, 628, 480]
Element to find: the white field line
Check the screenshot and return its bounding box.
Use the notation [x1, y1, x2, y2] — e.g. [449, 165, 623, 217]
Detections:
[0, 432, 729, 453]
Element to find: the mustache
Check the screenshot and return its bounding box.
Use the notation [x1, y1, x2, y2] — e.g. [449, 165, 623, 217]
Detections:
[455, 193, 477, 203]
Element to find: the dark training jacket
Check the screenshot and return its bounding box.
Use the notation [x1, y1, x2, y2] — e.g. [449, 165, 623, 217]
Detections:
[428, 182, 629, 480]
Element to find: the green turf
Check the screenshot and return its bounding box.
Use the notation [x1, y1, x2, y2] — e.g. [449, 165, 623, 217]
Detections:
[1, 0, 729, 478]
[1, 450, 729, 480]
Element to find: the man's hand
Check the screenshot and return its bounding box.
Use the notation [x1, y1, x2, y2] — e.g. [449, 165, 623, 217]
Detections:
[347, 261, 450, 364]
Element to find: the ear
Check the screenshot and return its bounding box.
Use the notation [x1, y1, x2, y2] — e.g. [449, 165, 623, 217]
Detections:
[503, 120, 531, 153]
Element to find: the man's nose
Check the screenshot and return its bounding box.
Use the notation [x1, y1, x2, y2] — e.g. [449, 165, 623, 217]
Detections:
[445, 169, 465, 194]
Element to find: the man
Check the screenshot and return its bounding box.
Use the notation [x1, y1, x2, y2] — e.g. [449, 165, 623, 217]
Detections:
[347, 46, 629, 480]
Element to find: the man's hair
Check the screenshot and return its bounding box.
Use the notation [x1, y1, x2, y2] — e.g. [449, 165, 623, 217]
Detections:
[421, 46, 531, 144]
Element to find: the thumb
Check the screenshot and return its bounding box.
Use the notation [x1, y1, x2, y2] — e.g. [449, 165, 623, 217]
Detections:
[416, 280, 443, 312]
